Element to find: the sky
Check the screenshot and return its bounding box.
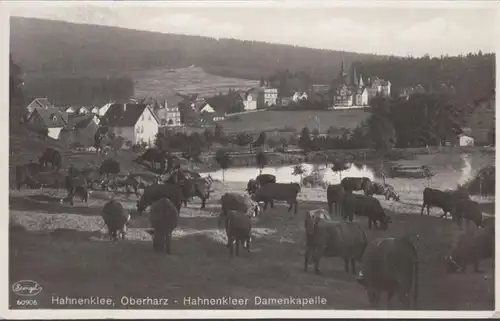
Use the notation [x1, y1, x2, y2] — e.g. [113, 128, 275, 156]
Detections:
[6, 1, 498, 57]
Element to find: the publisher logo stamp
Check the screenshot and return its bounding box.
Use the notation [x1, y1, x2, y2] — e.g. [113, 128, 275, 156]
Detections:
[12, 280, 43, 297]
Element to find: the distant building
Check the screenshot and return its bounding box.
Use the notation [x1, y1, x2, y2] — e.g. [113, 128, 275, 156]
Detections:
[458, 134, 475, 147]
[264, 87, 278, 106]
[244, 88, 263, 111]
[152, 96, 182, 127]
[26, 107, 68, 140]
[100, 103, 159, 146]
[292, 92, 308, 103]
[26, 98, 53, 117]
[468, 94, 496, 144]
[331, 61, 389, 108]
[59, 114, 100, 147]
[65, 106, 91, 116]
[93, 102, 114, 117]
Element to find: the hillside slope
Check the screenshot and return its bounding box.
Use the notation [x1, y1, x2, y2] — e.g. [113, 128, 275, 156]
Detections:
[10, 17, 387, 82]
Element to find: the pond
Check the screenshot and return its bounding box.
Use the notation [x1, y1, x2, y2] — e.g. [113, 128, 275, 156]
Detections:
[202, 152, 493, 186]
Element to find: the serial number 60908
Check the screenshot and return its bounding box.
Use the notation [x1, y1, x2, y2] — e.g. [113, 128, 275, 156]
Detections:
[16, 299, 38, 306]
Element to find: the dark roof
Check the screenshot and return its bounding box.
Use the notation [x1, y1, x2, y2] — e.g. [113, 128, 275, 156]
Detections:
[30, 98, 52, 109]
[32, 107, 68, 128]
[100, 103, 151, 127]
[66, 114, 97, 130]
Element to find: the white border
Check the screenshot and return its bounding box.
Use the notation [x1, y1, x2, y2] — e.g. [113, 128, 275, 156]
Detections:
[0, 0, 498, 319]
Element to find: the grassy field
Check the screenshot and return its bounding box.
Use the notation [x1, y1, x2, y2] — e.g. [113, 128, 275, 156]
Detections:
[131, 66, 259, 98]
[219, 109, 371, 134]
[9, 157, 495, 310]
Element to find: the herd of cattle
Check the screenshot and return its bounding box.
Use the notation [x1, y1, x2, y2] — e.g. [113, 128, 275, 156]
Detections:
[12, 148, 496, 309]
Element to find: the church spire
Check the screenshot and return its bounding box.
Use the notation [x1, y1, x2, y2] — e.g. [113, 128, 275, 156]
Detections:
[359, 73, 364, 87]
[352, 67, 358, 86]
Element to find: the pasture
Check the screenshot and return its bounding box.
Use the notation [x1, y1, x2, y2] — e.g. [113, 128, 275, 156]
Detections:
[9, 169, 495, 310]
[219, 109, 371, 134]
[131, 66, 259, 98]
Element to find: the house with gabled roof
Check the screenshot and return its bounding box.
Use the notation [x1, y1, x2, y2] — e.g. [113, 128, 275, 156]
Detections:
[26, 107, 69, 140]
[99, 103, 159, 146]
[26, 98, 53, 116]
[59, 114, 101, 147]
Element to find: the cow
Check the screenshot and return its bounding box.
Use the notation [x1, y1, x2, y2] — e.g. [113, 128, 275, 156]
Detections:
[38, 148, 62, 171]
[178, 176, 213, 209]
[327, 184, 345, 215]
[219, 192, 263, 248]
[63, 175, 89, 206]
[15, 162, 43, 190]
[246, 179, 260, 195]
[251, 182, 301, 214]
[136, 183, 183, 215]
[341, 177, 371, 193]
[342, 193, 391, 230]
[99, 159, 120, 180]
[304, 209, 368, 275]
[365, 182, 400, 201]
[357, 237, 419, 310]
[451, 198, 483, 228]
[420, 187, 455, 218]
[101, 200, 131, 242]
[77, 166, 104, 190]
[145, 197, 179, 254]
[256, 174, 277, 187]
[134, 148, 166, 170]
[223, 209, 252, 257]
[445, 217, 495, 273]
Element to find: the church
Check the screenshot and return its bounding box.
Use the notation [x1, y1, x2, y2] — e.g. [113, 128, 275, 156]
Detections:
[331, 60, 391, 108]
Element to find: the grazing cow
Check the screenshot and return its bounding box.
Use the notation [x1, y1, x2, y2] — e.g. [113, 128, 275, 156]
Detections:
[256, 174, 276, 187]
[101, 200, 131, 242]
[304, 208, 332, 247]
[304, 210, 368, 275]
[452, 198, 483, 228]
[246, 179, 260, 195]
[341, 177, 371, 193]
[178, 176, 213, 209]
[145, 197, 179, 254]
[223, 209, 252, 257]
[365, 182, 400, 201]
[357, 237, 419, 310]
[445, 218, 495, 273]
[251, 182, 301, 214]
[99, 159, 120, 180]
[63, 175, 89, 206]
[38, 148, 62, 171]
[343, 193, 391, 230]
[420, 187, 455, 217]
[15, 162, 43, 190]
[327, 184, 345, 215]
[134, 148, 166, 170]
[136, 183, 183, 215]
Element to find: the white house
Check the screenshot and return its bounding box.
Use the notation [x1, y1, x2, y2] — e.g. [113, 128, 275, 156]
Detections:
[199, 102, 216, 114]
[354, 87, 369, 106]
[264, 87, 278, 106]
[244, 88, 260, 111]
[100, 103, 159, 146]
[458, 134, 475, 147]
[292, 92, 308, 102]
[26, 98, 53, 117]
[94, 102, 114, 117]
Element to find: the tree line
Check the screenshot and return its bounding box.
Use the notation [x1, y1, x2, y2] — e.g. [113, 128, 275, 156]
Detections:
[24, 75, 135, 107]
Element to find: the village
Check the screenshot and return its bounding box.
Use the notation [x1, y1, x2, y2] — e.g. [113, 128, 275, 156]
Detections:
[21, 60, 483, 152]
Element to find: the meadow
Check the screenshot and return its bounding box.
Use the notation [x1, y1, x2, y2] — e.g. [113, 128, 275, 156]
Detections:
[9, 150, 495, 310]
[131, 66, 259, 98]
[219, 109, 371, 134]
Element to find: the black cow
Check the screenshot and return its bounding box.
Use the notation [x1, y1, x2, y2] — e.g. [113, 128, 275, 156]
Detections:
[15, 162, 42, 190]
[101, 200, 131, 242]
[341, 177, 371, 193]
[327, 184, 345, 215]
[246, 179, 260, 195]
[136, 183, 183, 215]
[99, 159, 120, 180]
[251, 182, 301, 214]
[420, 188, 456, 218]
[145, 197, 180, 254]
[38, 148, 62, 171]
[343, 193, 391, 230]
[256, 174, 276, 186]
[357, 237, 419, 310]
[179, 177, 213, 209]
[63, 175, 89, 206]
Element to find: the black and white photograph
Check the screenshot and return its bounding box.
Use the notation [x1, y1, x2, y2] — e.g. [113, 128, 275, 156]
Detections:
[4, 0, 498, 317]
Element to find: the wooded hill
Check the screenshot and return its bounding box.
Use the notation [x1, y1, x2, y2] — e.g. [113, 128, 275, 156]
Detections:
[10, 17, 387, 83]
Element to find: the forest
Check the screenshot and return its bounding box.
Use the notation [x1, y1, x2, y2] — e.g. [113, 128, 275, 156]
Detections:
[10, 17, 385, 83]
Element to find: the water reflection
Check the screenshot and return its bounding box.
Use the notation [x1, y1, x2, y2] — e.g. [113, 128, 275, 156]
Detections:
[203, 163, 375, 184]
